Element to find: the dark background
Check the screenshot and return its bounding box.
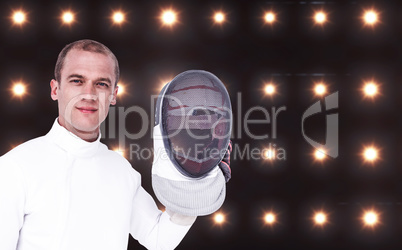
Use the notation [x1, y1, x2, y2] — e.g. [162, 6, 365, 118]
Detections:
[0, 0, 401, 249]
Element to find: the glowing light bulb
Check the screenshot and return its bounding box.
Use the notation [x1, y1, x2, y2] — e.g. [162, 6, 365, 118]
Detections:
[264, 83, 276, 95]
[12, 11, 26, 25]
[363, 82, 378, 97]
[113, 148, 125, 158]
[161, 9, 177, 26]
[158, 77, 173, 91]
[314, 83, 327, 96]
[314, 11, 327, 24]
[214, 212, 225, 224]
[363, 10, 378, 25]
[263, 148, 275, 160]
[264, 212, 276, 225]
[314, 212, 327, 225]
[214, 12, 225, 23]
[62, 11, 74, 24]
[264, 12, 276, 24]
[362, 210, 379, 227]
[113, 12, 125, 24]
[117, 84, 124, 96]
[314, 149, 326, 161]
[12, 83, 26, 96]
[363, 146, 378, 162]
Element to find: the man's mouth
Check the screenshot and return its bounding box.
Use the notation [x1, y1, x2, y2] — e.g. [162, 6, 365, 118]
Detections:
[76, 106, 98, 114]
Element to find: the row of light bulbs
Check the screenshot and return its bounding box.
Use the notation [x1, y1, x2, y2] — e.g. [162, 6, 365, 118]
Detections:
[213, 209, 381, 228]
[9, 80, 380, 99]
[9, 8, 381, 27]
[10, 81, 126, 97]
[263, 81, 379, 98]
[261, 145, 379, 164]
[112, 144, 379, 165]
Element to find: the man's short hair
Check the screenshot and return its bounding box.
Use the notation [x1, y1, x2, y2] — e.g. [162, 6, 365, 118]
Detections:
[54, 39, 120, 86]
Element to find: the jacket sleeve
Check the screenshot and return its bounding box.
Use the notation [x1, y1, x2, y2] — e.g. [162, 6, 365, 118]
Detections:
[129, 171, 194, 250]
[0, 156, 25, 249]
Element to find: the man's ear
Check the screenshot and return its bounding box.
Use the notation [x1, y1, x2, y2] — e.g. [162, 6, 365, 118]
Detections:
[50, 79, 59, 101]
[110, 85, 118, 105]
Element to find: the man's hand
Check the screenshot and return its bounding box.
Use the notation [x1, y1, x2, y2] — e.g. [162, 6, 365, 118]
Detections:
[166, 209, 197, 226]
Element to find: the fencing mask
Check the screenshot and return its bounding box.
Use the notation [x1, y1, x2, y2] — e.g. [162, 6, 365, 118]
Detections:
[152, 70, 232, 216]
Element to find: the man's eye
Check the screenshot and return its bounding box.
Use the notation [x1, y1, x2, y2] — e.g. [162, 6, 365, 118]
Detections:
[97, 82, 109, 87]
[70, 79, 82, 84]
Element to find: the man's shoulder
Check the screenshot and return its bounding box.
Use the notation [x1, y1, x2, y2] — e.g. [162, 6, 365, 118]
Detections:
[0, 135, 50, 174]
[1, 135, 48, 159]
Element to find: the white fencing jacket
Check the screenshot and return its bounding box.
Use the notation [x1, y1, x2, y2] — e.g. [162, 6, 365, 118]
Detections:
[0, 119, 192, 250]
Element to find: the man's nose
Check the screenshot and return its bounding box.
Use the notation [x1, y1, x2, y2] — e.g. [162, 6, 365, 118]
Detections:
[82, 82, 97, 100]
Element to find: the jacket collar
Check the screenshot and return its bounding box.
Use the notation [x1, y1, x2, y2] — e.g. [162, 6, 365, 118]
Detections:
[46, 118, 101, 158]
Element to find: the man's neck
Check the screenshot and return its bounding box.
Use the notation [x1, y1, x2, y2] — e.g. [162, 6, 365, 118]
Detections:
[57, 118, 99, 142]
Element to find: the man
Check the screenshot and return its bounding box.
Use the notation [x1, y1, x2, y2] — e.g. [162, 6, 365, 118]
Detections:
[0, 40, 199, 250]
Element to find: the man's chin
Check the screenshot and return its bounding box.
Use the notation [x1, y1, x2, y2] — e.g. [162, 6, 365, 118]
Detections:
[71, 120, 100, 134]
[63, 112, 105, 136]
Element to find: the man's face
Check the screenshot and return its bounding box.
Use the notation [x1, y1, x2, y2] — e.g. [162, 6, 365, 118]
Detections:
[50, 49, 118, 139]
